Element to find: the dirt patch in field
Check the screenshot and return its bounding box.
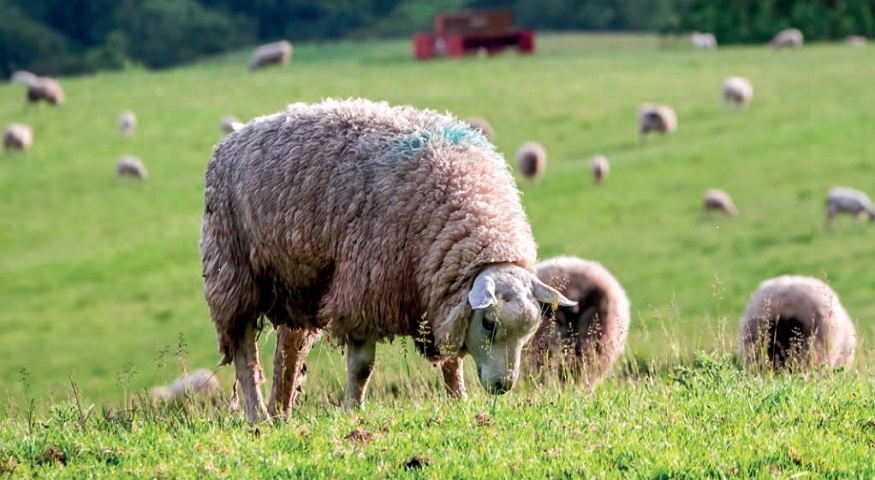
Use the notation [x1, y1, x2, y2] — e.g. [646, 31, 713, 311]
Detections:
[404, 455, 430, 470]
[37, 445, 67, 466]
[345, 428, 373, 444]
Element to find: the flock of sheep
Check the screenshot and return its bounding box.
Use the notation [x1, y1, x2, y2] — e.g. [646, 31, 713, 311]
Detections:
[2, 34, 868, 415]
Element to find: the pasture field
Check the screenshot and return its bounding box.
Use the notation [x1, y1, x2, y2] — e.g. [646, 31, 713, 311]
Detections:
[2, 33, 875, 476]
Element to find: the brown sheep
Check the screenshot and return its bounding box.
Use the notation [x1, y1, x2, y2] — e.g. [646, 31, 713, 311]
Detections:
[250, 41, 293, 72]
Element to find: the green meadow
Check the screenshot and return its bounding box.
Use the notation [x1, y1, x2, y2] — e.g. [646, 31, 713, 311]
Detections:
[2, 34, 875, 476]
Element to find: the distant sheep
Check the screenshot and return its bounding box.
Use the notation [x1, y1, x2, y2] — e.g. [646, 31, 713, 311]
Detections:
[638, 104, 677, 138]
[703, 188, 737, 215]
[250, 40, 293, 72]
[10, 70, 37, 85]
[3, 123, 33, 151]
[116, 155, 149, 181]
[119, 111, 136, 137]
[738, 275, 856, 370]
[464, 117, 495, 142]
[691, 32, 717, 49]
[516, 142, 547, 182]
[771, 28, 804, 51]
[723, 77, 753, 108]
[200, 98, 574, 423]
[26, 76, 65, 106]
[591, 155, 609, 185]
[848, 36, 867, 46]
[151, 369, 221, 403]
[528, 256, 630, 388]
[825, 186, 875, 229]
[220, 116, 244, 135]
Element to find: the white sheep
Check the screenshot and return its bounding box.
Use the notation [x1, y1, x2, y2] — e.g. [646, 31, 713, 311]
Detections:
[200, 98, 574, 423]
[591, 155, 609, 185]
[464, 117, 495, 142]
[723, 77, 753, 108]
[116, 155, 149, 181]
[151, 369, 221, 403]
[26, 76, 65, 106]
[691, 32, 717, 49]
[771, 28, 804, 51]
[639, 104, 677, 138]
[220, 116, 244, 135]
[703, 188, 737, 215]
[848, 36, 867, 46]
[9, 70, 37, 85]
[825, 186, 875, 229]
[528, 256, 630, 388]
[250, 41, 293, 72]
[3, 123, 33, 152]
[738, 275, 856, 370]
[516, 142, 547, 182]
[118, 111, 137, 137]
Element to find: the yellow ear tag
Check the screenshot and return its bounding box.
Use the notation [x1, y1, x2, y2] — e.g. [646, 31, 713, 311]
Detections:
[551, 292, 559, 312]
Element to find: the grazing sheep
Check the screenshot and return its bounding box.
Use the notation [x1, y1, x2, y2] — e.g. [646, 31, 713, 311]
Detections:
[26, 76, 65, 106]
[691, 32, 717, 49]
[118, 111, 136, 137]
[528, 256, 630, 388]
[200, 98, 574, 423]
[591, 155, 609, 185]
[515, 142, 547, 182]
[220, 116, 244, 135]
[723, 77, 754, 108]
[464, 117, 495, 142]
[151, 369, 221, 403]
[9, 70, 37, 85]
[738, 276, 856, 370]
[848, 36, 867, 46]
[116, 155, 149, 181]
[638, 104, 677, 138]
[825, 186, 875, 229]
[771, 28, 804, 51]
[250, 40, 293, 72]
[3, 123, 33, 151]
[703, 188, 737, 216]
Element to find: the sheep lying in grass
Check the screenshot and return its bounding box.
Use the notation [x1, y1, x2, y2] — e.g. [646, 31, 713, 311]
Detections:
[591, 155, 609, 185]
[638, 104, 677, 138]
[825, 187, 875, 229]
[703, 189, 737, 216]
[771, 28, 804, 51]
[119, 111, 136, 137]
[738, 276, 856, 370]
[250, 41, 293, 72]
[3, 123, 33, 151]
[723, 77, 753, 108]
[26, 76, 65, 106]
[200, 98, 574, 423]
[464, 117, 495, 142]
[528, 256, 630, 388]
[220, 116, 244, 135]
[516, 142, 547, 182]
[116, 155, 149, 181]
[151, 369, 221, 403]
[691, 32, 717, 49]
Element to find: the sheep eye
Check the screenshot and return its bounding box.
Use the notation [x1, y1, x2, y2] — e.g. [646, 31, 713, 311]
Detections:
[482, 315, 496, 333]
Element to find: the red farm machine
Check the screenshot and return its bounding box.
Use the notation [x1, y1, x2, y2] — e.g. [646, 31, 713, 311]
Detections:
[413, 8, 535, 60]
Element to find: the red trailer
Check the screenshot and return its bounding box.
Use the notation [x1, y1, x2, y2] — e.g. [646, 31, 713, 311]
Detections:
[413, 9, 535, 60]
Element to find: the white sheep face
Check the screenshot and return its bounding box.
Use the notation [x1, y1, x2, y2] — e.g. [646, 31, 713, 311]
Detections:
[466, 265, 575, 394]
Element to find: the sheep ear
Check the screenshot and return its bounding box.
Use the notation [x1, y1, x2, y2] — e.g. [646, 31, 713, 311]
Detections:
[531, 275, 576, 307]
[434, 302, 469, 356]
[468, 274, 497, 310]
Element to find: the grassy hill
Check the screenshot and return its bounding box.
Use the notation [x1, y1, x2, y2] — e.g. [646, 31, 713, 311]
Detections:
[1, 33, 875, 476]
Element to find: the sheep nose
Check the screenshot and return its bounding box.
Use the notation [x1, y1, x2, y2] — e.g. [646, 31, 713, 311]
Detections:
[487, 377, 513, 395]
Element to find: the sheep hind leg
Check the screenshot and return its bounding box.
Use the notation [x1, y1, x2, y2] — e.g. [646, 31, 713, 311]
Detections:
[441, 357, 467, 400]
[268, 325, 318, 419]
[345, 338, 377, 409]
[233, 326, 269, 423]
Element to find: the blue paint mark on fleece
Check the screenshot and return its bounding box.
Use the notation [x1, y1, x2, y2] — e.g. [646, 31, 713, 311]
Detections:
[380, 122, 492, 164]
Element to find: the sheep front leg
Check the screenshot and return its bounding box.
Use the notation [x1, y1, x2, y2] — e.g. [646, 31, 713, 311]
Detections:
[441, 357, 467, 399]
[345, 338, 376, 409]
[233, 326, 269, 423]
[268, 326, 318, 419]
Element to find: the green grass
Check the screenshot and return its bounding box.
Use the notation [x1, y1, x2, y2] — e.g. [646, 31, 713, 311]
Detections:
[2, 33, 875, 476]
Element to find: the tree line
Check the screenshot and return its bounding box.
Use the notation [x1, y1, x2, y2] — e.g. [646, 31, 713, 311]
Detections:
[1, 0, 872, 78]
